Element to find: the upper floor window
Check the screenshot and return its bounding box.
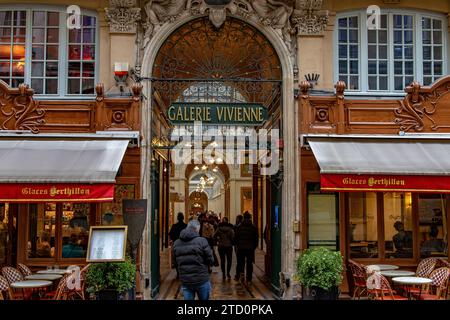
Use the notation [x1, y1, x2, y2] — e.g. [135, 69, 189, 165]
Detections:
[335, 10, 447, 93]
[0, 6, 97, 97]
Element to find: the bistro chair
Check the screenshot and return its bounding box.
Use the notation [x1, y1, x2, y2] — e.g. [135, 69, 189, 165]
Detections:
[17, 263, 32, 277]
[414, 267, 450, 300]
[374, 275, 408, 301]
[407, 258, 438, 296]
[1, 266, 24, 284]
[42, 273, 70, 300]
[348, 260, 369, 299]
[1, 267, 30, 299]
[0, 275, 14, 300]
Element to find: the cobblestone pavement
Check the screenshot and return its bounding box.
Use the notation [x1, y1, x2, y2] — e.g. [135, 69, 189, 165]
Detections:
[158, 249, 276, 300]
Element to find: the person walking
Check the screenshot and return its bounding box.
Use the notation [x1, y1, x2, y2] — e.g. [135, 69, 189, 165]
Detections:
[213, 217, 235, 280]
[234, 212, 259, 285]
[169, 212, 187, 279]
[169, 212, 187, 243]
[172, 220, 214, 300]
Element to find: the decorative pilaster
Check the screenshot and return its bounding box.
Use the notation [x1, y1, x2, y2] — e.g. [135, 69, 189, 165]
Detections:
[105, 0, 141, 33]
[291, 0, 329, 36]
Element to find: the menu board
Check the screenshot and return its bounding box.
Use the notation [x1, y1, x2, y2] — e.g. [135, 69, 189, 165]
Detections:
[86, 226, 128, 262]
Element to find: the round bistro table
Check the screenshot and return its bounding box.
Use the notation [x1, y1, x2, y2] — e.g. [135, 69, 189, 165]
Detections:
[392, 276, 433, 300]
[25, 274, 63, 281]
[10, 280, 53, 300]
[367, 264, 400, 271]
[380, 270, 416, 277]
[36, 269, 72, 275]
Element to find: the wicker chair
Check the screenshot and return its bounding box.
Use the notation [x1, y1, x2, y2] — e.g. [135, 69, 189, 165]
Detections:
[0, 275, 13, 300]
[415, 267, 450, 300]
[1, 266, 23, 284]
[348, 260, 368, 299]
[42, 273, 70, 300]
[374, 274, 408, 300]
[407, 258, 438, 295]
[1, 267, 29, 299]
[17, 263, 32, 277]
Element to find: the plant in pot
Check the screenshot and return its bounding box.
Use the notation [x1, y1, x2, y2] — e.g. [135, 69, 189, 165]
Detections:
[295, 247, 344, 300]
[86, 258, 136, 300]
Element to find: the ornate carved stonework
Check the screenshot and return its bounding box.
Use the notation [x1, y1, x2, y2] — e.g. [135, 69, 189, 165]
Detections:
[0, 82, 45, 134]
[291, 0, 329, 36]
[139, 0, 306, 54]
[105, 0, 141, 33]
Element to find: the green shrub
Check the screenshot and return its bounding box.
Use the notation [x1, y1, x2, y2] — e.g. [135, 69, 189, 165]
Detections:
[295, 247, 343, 290]
[86, 258, 136, 295]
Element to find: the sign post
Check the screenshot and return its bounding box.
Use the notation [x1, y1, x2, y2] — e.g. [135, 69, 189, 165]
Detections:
[123, 199, 147, 300]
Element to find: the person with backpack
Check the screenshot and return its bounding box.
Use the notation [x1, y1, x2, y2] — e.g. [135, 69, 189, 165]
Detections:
[213, 217, 235, 280]
[199, 213, 219, 270]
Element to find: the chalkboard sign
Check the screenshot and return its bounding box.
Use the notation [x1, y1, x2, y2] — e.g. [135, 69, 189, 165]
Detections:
[86, 226, 128, 262]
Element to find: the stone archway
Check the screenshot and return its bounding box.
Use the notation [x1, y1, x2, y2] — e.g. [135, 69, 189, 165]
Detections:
[140, 12, 298, 300]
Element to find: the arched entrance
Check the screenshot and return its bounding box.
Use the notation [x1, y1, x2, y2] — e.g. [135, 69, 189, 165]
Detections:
[142, 14, 297, 299]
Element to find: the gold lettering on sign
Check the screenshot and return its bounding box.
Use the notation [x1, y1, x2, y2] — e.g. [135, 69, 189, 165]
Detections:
[205, 107, 211, 121]
[167, 106, 176, 121]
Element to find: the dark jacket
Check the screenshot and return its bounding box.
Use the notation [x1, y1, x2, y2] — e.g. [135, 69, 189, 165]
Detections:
[234, 220, 259, 250]
[169, 221, 187, 242]
[213, 222, 235, 248]
[173, 228, 214, 285]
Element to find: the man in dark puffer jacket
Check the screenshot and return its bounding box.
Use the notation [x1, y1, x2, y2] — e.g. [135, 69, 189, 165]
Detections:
[173, 219, 214, 300]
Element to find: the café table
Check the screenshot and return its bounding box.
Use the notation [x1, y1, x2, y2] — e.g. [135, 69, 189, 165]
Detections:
[10, 280, 53, 300]
[380, 270, 416, 277]
[37, 269, 73, 275]
[392, 276, 433, 300]
[367, 264, 399, 271]
[25, 274, 63, 281]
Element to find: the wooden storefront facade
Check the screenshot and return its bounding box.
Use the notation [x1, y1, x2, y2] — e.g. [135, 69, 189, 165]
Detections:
[0, 81, 142, 276]
[299, 77, 450, 292]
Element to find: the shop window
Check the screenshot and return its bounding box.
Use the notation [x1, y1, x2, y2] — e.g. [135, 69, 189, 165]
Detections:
[307, 183, 339, 250]
[28, 203, 56, 259]
[384, 192, 413, 259]
[61, 203, 90, 259]
[348, 192, 378, 259]
[418, 194, 447, 258]
[27, 202, 94, 260]
[0, 7, 97, 96]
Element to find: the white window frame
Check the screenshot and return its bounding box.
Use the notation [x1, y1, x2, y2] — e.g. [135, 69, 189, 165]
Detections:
[334, 9, 448, 96]
[0, 4, 99, 99]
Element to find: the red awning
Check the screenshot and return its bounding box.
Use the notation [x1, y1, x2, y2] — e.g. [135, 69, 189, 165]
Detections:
[306, 135, 450, 193]
[0, 183, 114, 203]
[321, 174, 450, 193]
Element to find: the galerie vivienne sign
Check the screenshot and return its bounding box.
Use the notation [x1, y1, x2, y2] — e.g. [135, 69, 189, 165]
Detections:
[167, 102, 268, 125]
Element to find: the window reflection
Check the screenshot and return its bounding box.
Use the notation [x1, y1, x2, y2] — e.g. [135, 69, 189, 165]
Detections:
[348, 192, 378, 258]
[384, 192, 413, 259]
[62, 203, 89, 259]
[419, 194, 447, 258]
[28, 203, 56, 258]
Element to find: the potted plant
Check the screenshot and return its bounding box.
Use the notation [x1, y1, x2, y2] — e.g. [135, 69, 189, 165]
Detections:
[86, 258, 136, 300]
[295, 247, 344, 300]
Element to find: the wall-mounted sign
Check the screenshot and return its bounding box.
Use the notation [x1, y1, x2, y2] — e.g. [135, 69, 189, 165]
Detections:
[167, 102, 268, 125]
[86, 226, 128, 262]
[123, 199, 147, 248]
